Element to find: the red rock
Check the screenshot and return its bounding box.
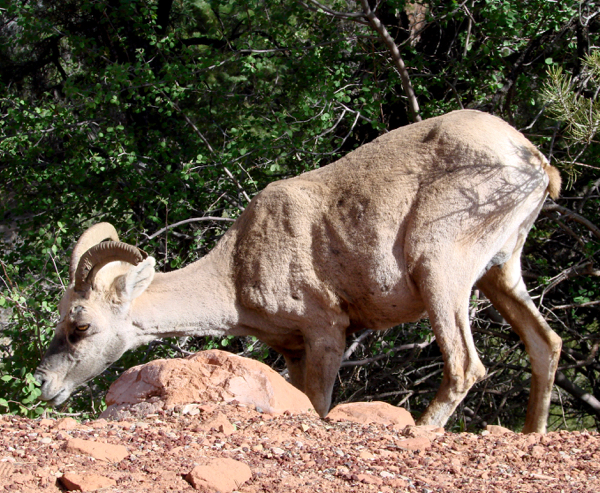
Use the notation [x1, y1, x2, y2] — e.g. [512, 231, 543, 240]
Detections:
[396, 436, 432, 451]
[186, 458, 252, 492]
[10, 472, 34, 484]
[402, 424, 445, 440]
[60, 472, 116, 491]
[486, 424, 513, 435]
[0, 462, 13, 480]
[357, 473, 383, 485]
[102, 349, 313, 416]
[201, 413, 236, 436]
[327, 401, 415, 428]
[55, 431, 70, 441]
[530, 445, 546, 458]
[89, 419, 108, 429]
[64, 438, 129, 462]
[389, 478, 409, 488]
[359, 450, 375, 460]
[56, 417, 79, 430]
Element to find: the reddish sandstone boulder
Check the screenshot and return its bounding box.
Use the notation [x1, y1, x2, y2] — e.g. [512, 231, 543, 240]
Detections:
[327, 401, 415, 429]
[186, 458, 252, 492]
[485, 424, 514, 435]
[64, 438, 129, 463]
[60, 472, 116, 491]
[101, 349, 314, 418]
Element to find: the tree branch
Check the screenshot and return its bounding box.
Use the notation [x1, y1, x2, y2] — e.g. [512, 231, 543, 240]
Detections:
[300, 1, 369, 25]
[340, 337, 435, 368]
[543, 202, 600, 241]
[301, 0, 421, 123]
[554, 371, 600, 418]
[142, 216, 236, 242]
[358, 0, 421, 122]
[552, 299, 600, 310]
[343, 329, 373, 361]
[542, 261, 600, 297]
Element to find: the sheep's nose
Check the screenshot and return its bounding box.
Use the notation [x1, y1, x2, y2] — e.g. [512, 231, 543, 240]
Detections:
[33, 372, 41, 385]
[33, 370, 46, 387]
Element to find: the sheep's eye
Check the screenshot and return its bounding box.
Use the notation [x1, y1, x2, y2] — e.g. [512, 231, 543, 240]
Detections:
[75, 324, 90, 332]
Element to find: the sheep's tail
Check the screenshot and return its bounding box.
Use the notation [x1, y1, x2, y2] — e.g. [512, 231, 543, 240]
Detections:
[541, 157, 561, 200]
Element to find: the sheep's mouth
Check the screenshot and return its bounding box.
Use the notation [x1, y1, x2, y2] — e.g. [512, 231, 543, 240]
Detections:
[39, 387, 71, 407]
[35, 372, 74, 406]
[41, 387, 72, 406]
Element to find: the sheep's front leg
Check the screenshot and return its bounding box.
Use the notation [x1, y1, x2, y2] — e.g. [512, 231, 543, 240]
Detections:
[283, 351, 306, 392]
[417, 301, 487, 428]
[415, 269, 486, 428]
[302, 327, 346, 418]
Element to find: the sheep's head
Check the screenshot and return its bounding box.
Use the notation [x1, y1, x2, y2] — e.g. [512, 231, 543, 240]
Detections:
[34, 223, 156, 405]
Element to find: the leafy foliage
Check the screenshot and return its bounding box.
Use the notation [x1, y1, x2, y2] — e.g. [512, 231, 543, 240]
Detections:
[543, 58, 600, 144]
[1, 0, 600, 431]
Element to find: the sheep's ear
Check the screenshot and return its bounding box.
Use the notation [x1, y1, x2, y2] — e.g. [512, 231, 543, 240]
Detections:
[116, 257, 156, 302]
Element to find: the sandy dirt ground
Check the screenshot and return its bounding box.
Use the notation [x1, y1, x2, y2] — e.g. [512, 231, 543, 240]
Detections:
[1, 402, 599, 492]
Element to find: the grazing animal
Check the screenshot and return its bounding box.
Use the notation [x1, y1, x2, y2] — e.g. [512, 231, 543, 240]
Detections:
[35, 110, 562, 433]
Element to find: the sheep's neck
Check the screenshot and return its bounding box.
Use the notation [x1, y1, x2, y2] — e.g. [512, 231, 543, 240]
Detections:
[131, 255, 240, 340]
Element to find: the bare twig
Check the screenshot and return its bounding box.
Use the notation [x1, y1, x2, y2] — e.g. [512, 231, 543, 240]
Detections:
[223, 166, 252, 204]
[48, 251, 65, 291]
[552, 299, 600, 310]
[300, 0, 369, 25]
[165, 94, 215, 154]
[301, 0, 421, 123]
[343, 329, 373, 361]
[462, 1, 475, 57]
[360, 388, 434, 401]
[358, 0, 421, 122]
[542, 261, 600, 298]
[142, 216, 236, 243]
[543, 202, 600, 241]
[340, 337, 436, 368]
[558, 340, 600, 371]
[554, 371, 600, 418]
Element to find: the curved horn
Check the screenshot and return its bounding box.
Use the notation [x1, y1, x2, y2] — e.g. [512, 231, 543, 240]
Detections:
[74, 241, 148, 293]
[69, 223, 120, 281]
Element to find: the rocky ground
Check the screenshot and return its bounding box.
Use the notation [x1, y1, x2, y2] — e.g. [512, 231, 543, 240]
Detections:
[3, 351, 599, 492]
[1, 403, 599, 493]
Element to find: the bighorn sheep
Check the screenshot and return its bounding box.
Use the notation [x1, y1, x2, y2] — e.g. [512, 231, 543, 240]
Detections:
[35, 110, 562, 433]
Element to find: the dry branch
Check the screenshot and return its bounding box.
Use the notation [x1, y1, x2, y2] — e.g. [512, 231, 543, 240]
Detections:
[358, 0, 421, 122]
[554, 371, 600, 418]
[544, 203, 600, 241]
[303, 0, 421, 123]
[144, 217, 236, 242]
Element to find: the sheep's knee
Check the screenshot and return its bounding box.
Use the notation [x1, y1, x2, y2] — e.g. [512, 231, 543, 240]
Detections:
[445, 357, 486, 394]
[548, 331, 562, 365]
[468, 359, 487, 387]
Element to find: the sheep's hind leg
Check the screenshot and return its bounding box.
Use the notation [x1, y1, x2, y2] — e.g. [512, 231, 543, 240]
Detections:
[477, 251, 561, 434]
[416, 275, 486, 429]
